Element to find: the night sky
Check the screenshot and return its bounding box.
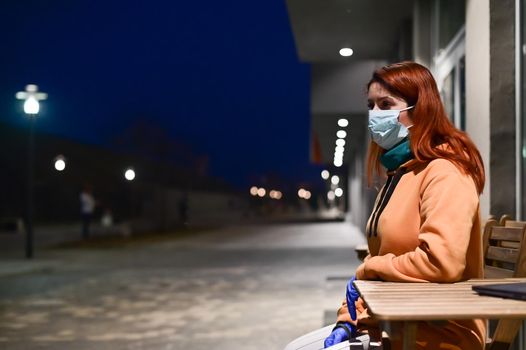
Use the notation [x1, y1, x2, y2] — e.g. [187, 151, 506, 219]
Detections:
[0, 0, 321, 189]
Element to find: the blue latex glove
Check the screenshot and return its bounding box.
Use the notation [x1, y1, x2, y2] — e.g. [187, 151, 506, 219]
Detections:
[324, 322, 354, 348]
[346, 275, 359, 321]
[324, 276, 360, 348]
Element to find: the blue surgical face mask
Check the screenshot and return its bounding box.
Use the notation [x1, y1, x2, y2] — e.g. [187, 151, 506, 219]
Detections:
[368, 105, 414, 150]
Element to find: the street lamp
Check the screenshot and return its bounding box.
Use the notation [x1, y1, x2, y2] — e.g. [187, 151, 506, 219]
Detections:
[16, 84, 47, 259]
[54, 155, 66, 172]
[125, 168, 136, 181]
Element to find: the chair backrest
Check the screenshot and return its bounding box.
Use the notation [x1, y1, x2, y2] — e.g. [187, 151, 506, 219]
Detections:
[499, 214, 513, 226]
[483, 217, 526, 350]
[500, 214, 526, 229]
[482, 219, 526, 278]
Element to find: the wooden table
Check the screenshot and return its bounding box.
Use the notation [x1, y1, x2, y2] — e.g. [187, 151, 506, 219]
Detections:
[354, 278, 526, 350]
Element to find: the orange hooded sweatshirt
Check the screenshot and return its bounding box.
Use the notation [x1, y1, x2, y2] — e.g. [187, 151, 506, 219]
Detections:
[336, 158, 486, 350]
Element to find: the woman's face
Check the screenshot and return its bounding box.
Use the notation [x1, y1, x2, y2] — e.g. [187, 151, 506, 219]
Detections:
[367, 82, 413, 128]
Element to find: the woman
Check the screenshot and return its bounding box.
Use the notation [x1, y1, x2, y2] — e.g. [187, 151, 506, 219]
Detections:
[324, 62, 486, 350]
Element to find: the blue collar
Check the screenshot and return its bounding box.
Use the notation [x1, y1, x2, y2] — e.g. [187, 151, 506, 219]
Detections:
[380, 139, 413, 171]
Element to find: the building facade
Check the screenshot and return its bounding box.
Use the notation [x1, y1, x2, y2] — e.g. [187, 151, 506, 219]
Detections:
[287, 0, 524, 224]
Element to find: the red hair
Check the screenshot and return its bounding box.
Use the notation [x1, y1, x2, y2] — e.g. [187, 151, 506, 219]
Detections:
[366, 61, 485, 194]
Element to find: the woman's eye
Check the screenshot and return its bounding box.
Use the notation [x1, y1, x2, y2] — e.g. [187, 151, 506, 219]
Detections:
[380, 101, 391, 109]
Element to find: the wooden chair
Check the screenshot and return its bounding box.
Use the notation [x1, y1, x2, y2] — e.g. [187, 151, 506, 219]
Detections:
[354, 244, 369, 262]
[499, 214, 526, 229]
[483, 219, 526, 278]
[498, 214, 513, 226]
[482, 218, 526, 350]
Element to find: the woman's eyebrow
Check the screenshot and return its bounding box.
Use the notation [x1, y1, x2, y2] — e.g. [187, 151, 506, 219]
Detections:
[368, 96, 394, 103]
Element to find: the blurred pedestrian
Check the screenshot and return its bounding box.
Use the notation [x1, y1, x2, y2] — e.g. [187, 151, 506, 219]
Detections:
[101, 207, 113, 229]
[80, 185, 96, 239]
[179, 192, 188, 226]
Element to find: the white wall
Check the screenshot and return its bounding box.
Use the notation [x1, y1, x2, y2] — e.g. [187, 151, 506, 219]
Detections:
[466, 0, 491, 218]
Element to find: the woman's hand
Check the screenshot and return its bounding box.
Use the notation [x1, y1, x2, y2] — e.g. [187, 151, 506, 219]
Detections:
[323, 322, 355, 348]
[346, 275, 359, 320]
[324, 275, 359, 348]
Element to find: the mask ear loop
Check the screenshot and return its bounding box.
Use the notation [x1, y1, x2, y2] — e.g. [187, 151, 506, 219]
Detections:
[399, 105, 415, 128]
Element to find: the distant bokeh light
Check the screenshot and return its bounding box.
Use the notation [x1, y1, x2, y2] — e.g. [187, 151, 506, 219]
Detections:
[336, 130, 347, 139]
[257, 188, 266, 197]
[331, 175, 340, 185]
[336, 139, 345, 147]
[269, 190, 283, 199]
[327, 191, 335, 200]
[54, 156, 66, 171]
[338, 118, 349, 127]
[125, 168, 136, 181]
[321, 170, 330, 180]
[250, 186, 258, 196]
[335, 188, 344, 197]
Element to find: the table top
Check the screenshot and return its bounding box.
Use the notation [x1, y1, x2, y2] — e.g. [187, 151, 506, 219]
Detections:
[353, 278, 526, 321]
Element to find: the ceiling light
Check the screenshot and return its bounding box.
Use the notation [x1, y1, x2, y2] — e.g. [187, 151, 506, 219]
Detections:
[339, 48, 354, 57]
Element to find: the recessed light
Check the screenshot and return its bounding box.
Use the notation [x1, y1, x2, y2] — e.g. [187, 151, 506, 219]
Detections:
[338, 118, 349, 127]
[339, 48, 353, 57]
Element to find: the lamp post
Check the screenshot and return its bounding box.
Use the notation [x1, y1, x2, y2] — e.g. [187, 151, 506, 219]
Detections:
[124, 167, 136, 219]
[16, 84, 47, 259]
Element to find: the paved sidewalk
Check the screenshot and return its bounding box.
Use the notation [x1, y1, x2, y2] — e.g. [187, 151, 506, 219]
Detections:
[0, 260, 62, 278]
[0, 221, 366, 350]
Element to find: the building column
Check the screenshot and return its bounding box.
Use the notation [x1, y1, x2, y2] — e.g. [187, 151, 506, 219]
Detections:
[466, 0, 491, 218]
[489, 0, 517, 217]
